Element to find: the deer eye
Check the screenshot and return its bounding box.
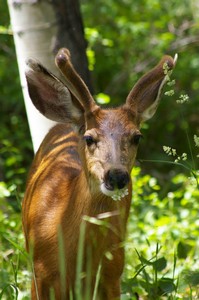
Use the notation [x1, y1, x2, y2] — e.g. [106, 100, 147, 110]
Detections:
[130, 133, 143, 145]
[83, 135, 96, 147]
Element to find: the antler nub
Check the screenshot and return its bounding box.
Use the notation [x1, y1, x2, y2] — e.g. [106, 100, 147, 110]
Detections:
[55, 48, 97, 113]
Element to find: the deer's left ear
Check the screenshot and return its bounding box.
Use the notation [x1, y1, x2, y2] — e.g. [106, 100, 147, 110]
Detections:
[125, 55, 177, 122]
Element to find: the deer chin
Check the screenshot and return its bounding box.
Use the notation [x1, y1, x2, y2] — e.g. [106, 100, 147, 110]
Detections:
[100, 183, 129, 201]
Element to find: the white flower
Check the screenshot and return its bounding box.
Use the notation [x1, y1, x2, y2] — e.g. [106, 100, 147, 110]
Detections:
[194, 135, 199, 147]
[176, 94, 189, 104]
[111, 188, 129, 201]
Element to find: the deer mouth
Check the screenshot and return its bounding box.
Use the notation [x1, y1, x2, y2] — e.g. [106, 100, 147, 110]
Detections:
[100, 168, 130, 200]
[100, 182, 129, 201]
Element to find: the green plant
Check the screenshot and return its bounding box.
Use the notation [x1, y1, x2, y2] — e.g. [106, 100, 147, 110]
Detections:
[0, 194, 30, 300]
[123, 166, 199, 299]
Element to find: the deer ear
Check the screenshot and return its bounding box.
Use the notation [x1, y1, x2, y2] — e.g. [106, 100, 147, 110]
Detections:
[55, 48, 98, 114]
[126, 55, 177, 122]
[25, 59, 84, 124]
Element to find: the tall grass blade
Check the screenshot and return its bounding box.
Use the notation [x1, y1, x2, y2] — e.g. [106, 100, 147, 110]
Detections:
[58, 226, 67, 299]
[75, 220, 86, 300]
[92, 263, 101, 300]
[85, 247, 92, 300]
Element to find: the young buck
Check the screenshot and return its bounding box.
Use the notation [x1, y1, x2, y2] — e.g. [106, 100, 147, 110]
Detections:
[23, 48, 175, 300]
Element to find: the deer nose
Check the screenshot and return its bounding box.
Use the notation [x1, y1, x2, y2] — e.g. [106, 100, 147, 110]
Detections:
[104, 169, 130, 191]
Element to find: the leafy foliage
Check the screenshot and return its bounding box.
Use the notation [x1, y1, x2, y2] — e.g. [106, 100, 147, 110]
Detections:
[123, 167, 199, 299]
[0, 189, 30, 299]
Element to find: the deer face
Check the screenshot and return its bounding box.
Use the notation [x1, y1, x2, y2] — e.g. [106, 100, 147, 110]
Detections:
[79, 108, 141, 199]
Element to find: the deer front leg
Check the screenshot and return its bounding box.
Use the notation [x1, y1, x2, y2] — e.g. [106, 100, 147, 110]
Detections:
[99, 279, 121, 300]
[31, 276, 69, 300]
[99, 248, 124, 300]
[31, 278, 50, 300]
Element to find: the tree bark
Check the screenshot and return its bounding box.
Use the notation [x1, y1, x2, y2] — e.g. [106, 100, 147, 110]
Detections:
[51, 0, 92, 90]
[7, 0, 91, 152]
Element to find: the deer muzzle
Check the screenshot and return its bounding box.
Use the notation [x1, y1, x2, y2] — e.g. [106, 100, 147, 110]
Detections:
[100, 168, 130, 201]
[104, 169, 130, 191]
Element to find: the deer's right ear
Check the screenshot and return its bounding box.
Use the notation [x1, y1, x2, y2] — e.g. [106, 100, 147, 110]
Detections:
[25, 59, 84, 125]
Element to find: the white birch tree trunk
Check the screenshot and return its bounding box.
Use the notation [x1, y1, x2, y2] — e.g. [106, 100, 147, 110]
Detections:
[7, 0, 60, 153]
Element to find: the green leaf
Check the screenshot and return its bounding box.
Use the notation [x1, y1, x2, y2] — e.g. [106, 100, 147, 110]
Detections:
[183, 270, 199, 286]
[152, 257, 167, 272]
[158, 278, 176, 294]
[177, 241, 192, 259]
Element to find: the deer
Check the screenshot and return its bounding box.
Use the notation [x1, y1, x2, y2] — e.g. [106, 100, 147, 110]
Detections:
[22, 48, 175, 300]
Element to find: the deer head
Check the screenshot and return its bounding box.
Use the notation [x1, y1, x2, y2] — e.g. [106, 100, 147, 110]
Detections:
[25, 49, 175, 201]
